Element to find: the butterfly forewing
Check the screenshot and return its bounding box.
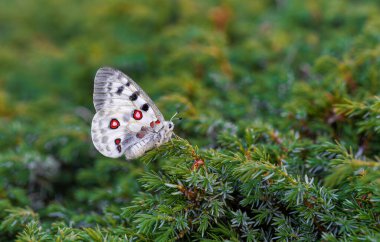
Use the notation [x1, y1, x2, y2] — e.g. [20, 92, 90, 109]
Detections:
[91, 67, 165, 159]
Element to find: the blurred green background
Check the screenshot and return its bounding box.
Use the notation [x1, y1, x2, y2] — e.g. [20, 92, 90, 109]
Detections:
[0, 0, 379, 239]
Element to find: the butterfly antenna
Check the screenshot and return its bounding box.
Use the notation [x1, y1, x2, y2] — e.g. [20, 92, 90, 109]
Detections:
[170, 111, 179, 122]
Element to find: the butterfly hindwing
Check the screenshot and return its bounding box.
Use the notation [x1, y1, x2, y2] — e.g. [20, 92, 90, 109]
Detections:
[92, 109, 130, 158]
[91, 67, 165, 159]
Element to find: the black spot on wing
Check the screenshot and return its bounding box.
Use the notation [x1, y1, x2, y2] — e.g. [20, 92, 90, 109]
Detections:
[141, 103, 149, 111]
[126, 82, 130, 87]
[129, 91, 139, 101]
[116, 86, 124, 95]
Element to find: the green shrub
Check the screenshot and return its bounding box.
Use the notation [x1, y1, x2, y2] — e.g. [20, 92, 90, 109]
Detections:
[0, 0, 379, 241]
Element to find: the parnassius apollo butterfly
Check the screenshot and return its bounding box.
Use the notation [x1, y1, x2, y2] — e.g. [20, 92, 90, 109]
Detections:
[91, 67, 174, 160]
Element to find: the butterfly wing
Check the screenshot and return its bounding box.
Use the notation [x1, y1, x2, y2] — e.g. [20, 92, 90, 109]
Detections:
[91, 67, 164, 159]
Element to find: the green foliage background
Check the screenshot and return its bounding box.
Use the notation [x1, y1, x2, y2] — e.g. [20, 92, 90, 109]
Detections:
[0, 0, 379, 241]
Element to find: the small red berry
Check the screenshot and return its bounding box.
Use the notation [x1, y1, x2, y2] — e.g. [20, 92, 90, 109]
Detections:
[191, 159, 205, 171]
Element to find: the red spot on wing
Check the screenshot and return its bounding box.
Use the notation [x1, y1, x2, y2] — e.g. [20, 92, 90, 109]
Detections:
[133, 110, 143, 120]
[150, 121, 155, 128]
[115, 138, 121, 145]
[155, 119, 161, 124]
[136, 132, 146, 139]
[110, 119, 120, 129]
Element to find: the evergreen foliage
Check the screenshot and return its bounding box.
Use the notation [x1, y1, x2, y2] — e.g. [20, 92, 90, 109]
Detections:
[0, 0, 379, 241]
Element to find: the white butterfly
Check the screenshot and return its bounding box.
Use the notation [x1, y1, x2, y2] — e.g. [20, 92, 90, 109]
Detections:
[91, 67, 174, 160]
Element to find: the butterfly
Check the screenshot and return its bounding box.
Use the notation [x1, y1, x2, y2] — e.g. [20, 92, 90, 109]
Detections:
[91, 67, 174, 160]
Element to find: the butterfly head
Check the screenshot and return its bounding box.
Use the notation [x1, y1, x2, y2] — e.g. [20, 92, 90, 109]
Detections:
[164, 120, 175, 133]
[157, 120, 174, 144]
[165, 112, 177, 133]
[167, 121, 174, 130]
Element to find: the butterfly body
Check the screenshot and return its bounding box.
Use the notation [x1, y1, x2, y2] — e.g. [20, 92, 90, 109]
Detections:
[124, 121, 173, 159]
[91, 67, 174, 160]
